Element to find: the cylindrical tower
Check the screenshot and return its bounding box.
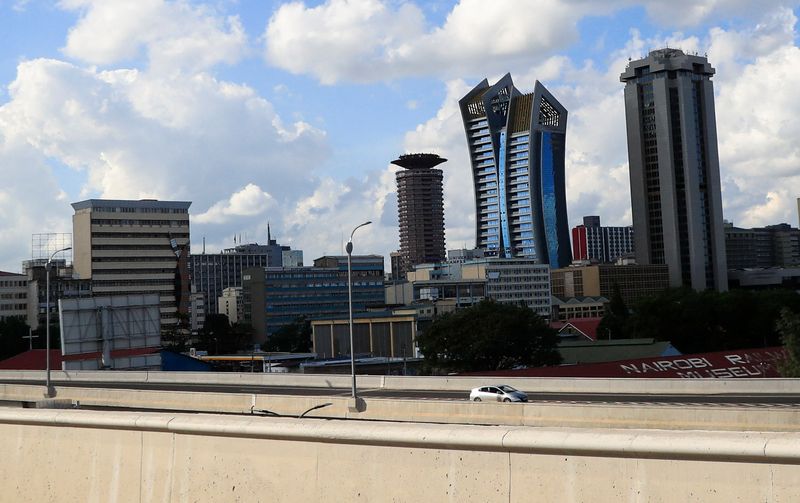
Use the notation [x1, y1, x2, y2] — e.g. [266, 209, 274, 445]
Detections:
[392, 153, 447, 278]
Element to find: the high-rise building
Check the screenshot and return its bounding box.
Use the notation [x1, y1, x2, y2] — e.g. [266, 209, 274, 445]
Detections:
[392, 153, 447, 276]
[71, 199, 191, 326]
[621, 49, 727, 290]
[571, 216, 634, 263]
[189, 228, 299, 318]
[459, 74, 571, 268]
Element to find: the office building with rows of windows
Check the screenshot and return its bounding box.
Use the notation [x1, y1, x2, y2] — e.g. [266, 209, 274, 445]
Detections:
[242, 255, 385, 343]
[459, 74, 572, 269]
[71, 199, 191, 326]
[621, 49, 727, 290]
[572, 216, 635, 263]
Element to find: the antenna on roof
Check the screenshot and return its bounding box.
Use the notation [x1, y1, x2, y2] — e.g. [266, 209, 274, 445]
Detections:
[203, 237, 206, 254]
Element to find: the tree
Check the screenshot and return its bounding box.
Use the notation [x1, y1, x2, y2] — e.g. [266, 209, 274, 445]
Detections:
[0, 317, 31, 361]
[597, 283, 629, 339]
[777, 309, 800, 377]
[416, 300, 561, 373]
[161, 313, 191, 353]
[266, 317, 312, 353]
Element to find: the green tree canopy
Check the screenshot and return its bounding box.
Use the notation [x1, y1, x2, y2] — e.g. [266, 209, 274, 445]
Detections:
[777, 309, 800, 377]
[416, 300, 561, 373]
[0, 317, 31, 361]
[604, 288, 800, 354]
[266, 317, 312, 353]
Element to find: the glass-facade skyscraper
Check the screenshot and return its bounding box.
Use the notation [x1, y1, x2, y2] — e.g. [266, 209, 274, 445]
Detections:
[459, 74, 572, 269]
[621, 49, 727, 291]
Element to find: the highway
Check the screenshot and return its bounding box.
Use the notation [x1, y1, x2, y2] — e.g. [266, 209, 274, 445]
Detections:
[5, 378, 800, 406]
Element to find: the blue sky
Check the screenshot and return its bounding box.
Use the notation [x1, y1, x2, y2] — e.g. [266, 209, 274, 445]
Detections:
[0, 0, 799, 272]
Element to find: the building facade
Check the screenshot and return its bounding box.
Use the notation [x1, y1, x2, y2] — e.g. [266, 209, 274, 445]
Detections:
[725, 223, 800, 270]
[621, 49, 727, 290]
[389, 257, 551, 318]
[571, 216, 634, 263]
[551, 264, 670, 306]
[392, 153, 447, 276]
[459, 74, 572, 268]
[71, 199, 191, 326]
[189, 230, 300, 318]
[218, 287, 242, 324]
[0, 271, 31, 324]
[242, 255, 385, 343]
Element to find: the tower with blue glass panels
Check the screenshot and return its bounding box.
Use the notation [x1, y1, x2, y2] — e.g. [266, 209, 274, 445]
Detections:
[459, 74, 572, 269]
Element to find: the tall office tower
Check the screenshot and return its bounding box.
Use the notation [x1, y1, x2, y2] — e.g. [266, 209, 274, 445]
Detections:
[459, 74, 572, 269]
[572, 216, 634, 263]
[71, 199, 192, 326]
[392, 153, 447, 277]
[621, 49, 727, 290]
[189, 229, 298, 317]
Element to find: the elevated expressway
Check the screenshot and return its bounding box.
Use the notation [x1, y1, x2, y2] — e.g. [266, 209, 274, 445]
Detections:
[0, 371, 799, 501]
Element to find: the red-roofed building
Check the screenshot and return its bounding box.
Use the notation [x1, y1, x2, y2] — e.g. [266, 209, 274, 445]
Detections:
[0, 349, 62, 370]
[550, 317, 602, 341]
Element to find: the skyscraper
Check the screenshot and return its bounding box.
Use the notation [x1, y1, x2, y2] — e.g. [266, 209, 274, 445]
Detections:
[459, 74, 571, 269]
[621, 49, 727, 290]
[392, 153, 447, 276]
[71, 199, 192, 325]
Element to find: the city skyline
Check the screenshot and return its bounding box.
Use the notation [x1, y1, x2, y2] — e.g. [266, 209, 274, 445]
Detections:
[0, 1, 798, 272]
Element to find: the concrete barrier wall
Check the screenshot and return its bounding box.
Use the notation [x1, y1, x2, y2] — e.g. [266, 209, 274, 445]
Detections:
[3, 370, 800, 395]
[0, 408, 798, 502]
[3, 383, 800, 432]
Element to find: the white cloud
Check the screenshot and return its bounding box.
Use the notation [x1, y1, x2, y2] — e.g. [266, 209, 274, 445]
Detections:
[59, 0, 247, 72]
[0, 55, 330, 270]
[264, 0, 604, 83]
[195, 184, 276, 224]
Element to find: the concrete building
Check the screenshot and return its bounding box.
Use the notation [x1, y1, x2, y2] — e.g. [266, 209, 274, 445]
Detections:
[551, 264, 670, 306]
[71, 199, 191, 326]
[218, 287, 242, 324]
[0, 271, 31, 324]
[725, 223, 800, 269]
[190, 230, 300, 318]
[389, 257, 551, 318]
[242, 255, 385, 343]
[571, 216, 634, 263]
[460, 74, 572, 268]
[621, 49, 727, 291]
[392, 153, 447, 277]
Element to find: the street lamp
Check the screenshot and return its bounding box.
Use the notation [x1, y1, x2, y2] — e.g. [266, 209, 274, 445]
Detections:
[45, 246, 71, 397]
[346, 221, 371, 401]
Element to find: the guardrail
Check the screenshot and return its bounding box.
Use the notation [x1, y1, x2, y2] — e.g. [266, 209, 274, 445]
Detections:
[1, 370, 800, 395]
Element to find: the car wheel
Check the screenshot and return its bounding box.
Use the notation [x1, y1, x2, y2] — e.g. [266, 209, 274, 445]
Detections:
[473, 397, 481, 402]
[503, 398, 511, 402]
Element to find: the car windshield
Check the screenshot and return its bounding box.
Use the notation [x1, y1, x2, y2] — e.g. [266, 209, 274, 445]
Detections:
[497, 385, 518, 393]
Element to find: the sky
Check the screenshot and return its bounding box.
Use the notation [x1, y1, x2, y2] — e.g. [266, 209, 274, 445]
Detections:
[0, 0, 799, 272]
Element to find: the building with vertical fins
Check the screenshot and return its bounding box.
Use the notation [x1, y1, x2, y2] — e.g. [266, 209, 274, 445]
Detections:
[621, 49, 727, 291]
[392, 153, 447, 277]
[459, 74, 572, 269]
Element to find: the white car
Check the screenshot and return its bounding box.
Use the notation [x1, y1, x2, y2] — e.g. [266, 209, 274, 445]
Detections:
[469, 385, 528, 403]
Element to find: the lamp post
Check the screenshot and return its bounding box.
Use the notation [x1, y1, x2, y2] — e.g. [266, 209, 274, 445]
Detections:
[45, 246, 71, 397]
[346, 221, 371, 400]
